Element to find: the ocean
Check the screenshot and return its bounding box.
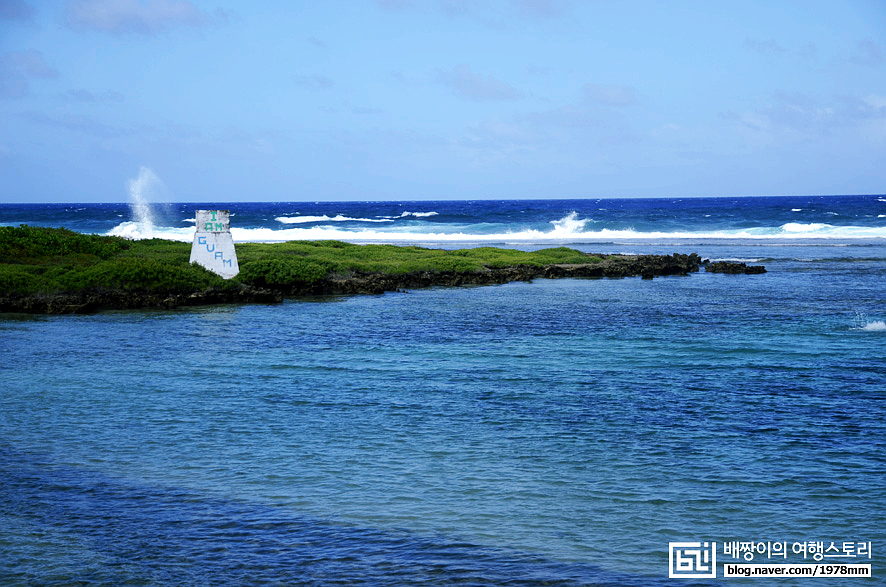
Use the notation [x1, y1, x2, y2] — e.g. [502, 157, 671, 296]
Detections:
[1, 195, 884, 585]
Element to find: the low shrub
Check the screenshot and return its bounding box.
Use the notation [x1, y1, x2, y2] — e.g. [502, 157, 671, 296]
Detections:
[60, 258, 226, 292]
[0, 225, 129, 262]
[238, 258, 330, 288]
[0, 265, 47, 295]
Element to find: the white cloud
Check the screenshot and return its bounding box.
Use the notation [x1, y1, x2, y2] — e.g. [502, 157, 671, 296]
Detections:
[864, 95, 886, 109]
[1, 49, 58, 78]
[583, 83, 637, 107]
[293, 74, 334, 90]
[798, 43, 817, 61]
[22, 111, 130, 138]
[439, 0, 477, 17]
[722, 91, 886, 139]
[376, 0, 411, 10]
[744, 38, 788, 56]
[745, 39, 824, 62]
[436, 64, 522, 101]
[450, 119, 540, 169]
[524, 64, 554, 77]
[61, 88, 125, 102]
[20, 108, 282, 159]
[65, 0, 216, 34]
[512, 0, 569, 18]
[0, 50, 58, 98]
[0, 0, 36, 21]
[850, 40, 884, 67]
[444, 82, 646, 171]
[651, 123, 680, 137]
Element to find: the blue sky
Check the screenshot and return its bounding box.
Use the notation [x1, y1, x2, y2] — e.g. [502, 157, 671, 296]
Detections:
[1, 0, 884, 202]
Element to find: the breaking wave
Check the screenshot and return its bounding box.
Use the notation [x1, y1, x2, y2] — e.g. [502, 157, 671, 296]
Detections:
[108, 221, 193, 240]
[105, 212, 886, 244]
[397, 211, 438, 218]
[852, 312, 886, 331]
[275, 215, 394, 224]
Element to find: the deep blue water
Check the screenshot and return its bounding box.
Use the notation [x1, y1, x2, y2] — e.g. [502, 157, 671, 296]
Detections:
[1, 196, 885, 585]
[3, 194, 886, 243]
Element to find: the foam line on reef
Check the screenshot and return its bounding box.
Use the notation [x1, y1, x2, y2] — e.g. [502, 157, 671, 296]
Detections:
[105, 213, 886, 243]
[104, 224, 886, 244]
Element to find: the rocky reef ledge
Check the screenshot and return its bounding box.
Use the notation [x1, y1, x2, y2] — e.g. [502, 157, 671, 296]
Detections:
[0, 252, 767, 314]
[705, 260, 767, 274]
[1, 228, 767, 315]
[314, 253, 706, 296]
[0, 284, 283, 315]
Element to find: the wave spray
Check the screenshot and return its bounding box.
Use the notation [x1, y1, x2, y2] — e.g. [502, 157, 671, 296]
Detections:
[128, 167, 163, 239]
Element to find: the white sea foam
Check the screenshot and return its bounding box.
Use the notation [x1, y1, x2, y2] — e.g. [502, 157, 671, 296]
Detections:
[775, 222, 886, 238]
[780, 222, 827, 233]
[127, 167, 164, 239]
[108, 221, 193, 241]
[107, 167, 168, 239]
[549, 211, 590, 236]
[275, 214, 393, 224]
[398, 211, 438, 218]
[105, 213, 886, 243]
[852, 312, 886, 331]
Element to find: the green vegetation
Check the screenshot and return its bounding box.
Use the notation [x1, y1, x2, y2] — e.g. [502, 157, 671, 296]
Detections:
[0, 226, 228, 295]
[0, 225, 602, 297]
[235, 241, 598, 280]
[0, 224, 129, 261]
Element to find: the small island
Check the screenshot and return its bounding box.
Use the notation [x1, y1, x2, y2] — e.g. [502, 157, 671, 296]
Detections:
[0, 226, 764, 314]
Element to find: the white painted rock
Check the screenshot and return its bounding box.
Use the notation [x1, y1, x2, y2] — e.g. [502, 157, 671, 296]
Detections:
[189, 210, 239, 279]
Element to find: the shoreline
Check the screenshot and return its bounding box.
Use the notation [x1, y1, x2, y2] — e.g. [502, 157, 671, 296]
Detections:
[1, 226, 765, 315]
[0, 252, 765, 315]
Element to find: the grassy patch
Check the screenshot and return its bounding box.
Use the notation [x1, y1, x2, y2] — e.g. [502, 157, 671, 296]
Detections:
[0, 226, 227, 295]
[0, 225, 130, 263]
[1, 226, 602, 295]
[235, 241, 600, 281]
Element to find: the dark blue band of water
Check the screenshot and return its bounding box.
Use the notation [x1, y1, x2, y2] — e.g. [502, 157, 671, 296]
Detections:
[0, 446, 673, 587]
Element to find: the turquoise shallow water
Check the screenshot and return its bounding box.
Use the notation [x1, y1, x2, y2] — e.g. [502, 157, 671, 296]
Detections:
[1, 238, 884, 585]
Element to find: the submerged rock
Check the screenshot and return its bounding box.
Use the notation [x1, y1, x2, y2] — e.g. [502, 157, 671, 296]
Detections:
[704, 261, 767, 274]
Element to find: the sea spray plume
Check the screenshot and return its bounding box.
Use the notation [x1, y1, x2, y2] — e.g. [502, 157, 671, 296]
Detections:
[127, 166, 164, 239]
[852, 312, 886, 331]
[548, 212, 589, 236]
